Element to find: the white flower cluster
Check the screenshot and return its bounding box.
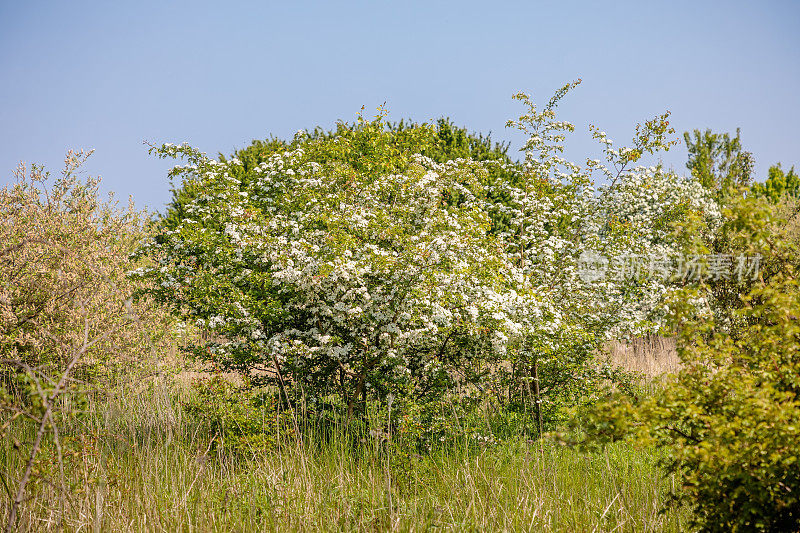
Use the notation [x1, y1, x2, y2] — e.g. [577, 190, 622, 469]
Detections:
[136, 91, 720, 398]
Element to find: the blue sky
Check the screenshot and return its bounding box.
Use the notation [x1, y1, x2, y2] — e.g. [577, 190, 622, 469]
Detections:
[1, 1, 798, 211]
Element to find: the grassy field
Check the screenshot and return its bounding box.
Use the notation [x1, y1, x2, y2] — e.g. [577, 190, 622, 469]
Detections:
[1, 377, 688, 532]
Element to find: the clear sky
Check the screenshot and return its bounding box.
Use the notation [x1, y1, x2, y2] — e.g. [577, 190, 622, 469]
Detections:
[1, 1, 798, 211]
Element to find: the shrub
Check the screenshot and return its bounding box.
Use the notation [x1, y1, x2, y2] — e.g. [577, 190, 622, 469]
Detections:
[569, 195, 800, 531]
[182, 376, 292, 455]
[136, 117, 508, 418]
[0, 152, 173, 383]
[751, 163, 800, 203]
[0, 151, 178, 530]
[135, 83, 712, 430]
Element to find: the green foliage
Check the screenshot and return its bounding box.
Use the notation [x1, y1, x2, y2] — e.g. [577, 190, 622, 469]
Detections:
[751, 163, 800, 203]
[162, 114, 521, 233]
[139, 85, 711, 439]
[674, 136, 780, 339]
[684, 128, 754, 195]
[183, 376, 292, 456]
[568, 194, 800, 531]
[389, 393, 499, 452]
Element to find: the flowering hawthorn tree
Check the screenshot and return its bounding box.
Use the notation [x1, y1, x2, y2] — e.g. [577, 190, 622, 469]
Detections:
[482, 81, 719, 421]
[135, 85, 718, 425]
[134, 119, 513, 416]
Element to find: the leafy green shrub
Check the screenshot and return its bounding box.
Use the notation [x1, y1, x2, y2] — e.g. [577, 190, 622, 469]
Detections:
[751, 163, 800, 203]
[183, 376, 293, 455]
[683, 128, 754, 196]
[569, 195, 800, 531]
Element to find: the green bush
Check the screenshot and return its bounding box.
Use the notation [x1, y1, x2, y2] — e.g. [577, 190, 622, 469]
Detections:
[751, 163, 800, 203]
[136, 84, 707, 436]
[570, 195, 800, 531]
[182, 376, 295, 456]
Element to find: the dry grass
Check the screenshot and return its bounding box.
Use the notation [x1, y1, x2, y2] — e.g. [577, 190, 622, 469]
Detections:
[607, 335, 680, 378]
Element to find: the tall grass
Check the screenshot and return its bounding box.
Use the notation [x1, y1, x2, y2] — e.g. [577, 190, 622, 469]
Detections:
[1, 378, 688, 532]
[607, 335, 681, 378]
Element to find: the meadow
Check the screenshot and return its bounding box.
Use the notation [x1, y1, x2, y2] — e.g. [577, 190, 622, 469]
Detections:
[1, 365, 688, 532]
[3, 87, 799, 532]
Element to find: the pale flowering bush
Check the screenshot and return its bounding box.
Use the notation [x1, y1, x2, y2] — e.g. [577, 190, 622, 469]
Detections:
[136, 84, 717, 429]
[0, 152, 175, 384]
[0, 152, 180, 527]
